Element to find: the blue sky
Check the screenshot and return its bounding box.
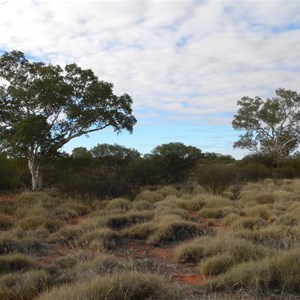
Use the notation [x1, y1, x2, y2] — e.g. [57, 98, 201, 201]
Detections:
[1, 0, 300, 158]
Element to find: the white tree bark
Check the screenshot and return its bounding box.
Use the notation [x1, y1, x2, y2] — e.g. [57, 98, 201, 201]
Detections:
[28, 157, 42, 190]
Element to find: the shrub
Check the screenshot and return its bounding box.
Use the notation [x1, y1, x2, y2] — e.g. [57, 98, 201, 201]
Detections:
[38, 271, 177, 300]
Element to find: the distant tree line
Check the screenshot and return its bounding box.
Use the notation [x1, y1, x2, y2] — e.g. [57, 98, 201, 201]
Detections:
[2, 142, 300, 197]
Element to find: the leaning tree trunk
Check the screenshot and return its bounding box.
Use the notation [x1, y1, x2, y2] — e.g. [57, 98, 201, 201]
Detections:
[28, 156, 43, 190]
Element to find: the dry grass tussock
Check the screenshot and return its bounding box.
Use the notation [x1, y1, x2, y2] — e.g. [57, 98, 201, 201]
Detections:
[211, 247, 300, 294]
[38, 271, 180, 300]
[1, 181, 300, 299]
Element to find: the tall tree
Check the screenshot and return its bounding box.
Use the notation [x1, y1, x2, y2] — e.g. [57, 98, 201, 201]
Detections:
[0, 50, 136, 190]
[232, 88, 300, 167]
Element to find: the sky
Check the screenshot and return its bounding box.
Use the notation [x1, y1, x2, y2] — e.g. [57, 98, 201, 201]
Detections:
[1, 0, 300, 159]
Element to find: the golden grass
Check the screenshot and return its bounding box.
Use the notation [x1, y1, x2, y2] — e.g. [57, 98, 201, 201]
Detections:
[38, 271, 177, 300]
[217, 248, 300, 293]
[1, 181, 300, 299]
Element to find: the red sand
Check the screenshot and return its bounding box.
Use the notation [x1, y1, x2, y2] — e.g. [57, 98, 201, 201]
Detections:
[0, 194, 17, 202]
[123, 240, 173, 261]
[172, 274, 209, 286]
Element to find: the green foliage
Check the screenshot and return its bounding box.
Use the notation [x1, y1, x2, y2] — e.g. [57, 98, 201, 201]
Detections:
[0, 50, 136, 189]
[150, 142, 203, 183]
[232, 88, 300, 166]
[195, 163, 239, 194]
[91, 143, 140, 164]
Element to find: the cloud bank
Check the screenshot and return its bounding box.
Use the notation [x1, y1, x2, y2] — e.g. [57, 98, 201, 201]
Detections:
[1, 0, 300, 156]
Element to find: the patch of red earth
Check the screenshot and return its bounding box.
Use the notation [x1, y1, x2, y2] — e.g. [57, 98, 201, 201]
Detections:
[0, 194, 17, 202]
[172, 274, 209, 286]
[122, 239, 173, 261]
[189, 212, 232, 232]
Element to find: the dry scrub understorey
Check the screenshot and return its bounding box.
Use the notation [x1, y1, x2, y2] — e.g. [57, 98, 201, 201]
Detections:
[0, 179, 300, 299]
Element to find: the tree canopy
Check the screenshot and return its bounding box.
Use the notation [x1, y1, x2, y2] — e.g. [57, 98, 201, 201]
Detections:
[91, 143, 140, 163]
[0, 50, 136, 189]
[232, 88, 300, 166]
[150, 142, 203, 182]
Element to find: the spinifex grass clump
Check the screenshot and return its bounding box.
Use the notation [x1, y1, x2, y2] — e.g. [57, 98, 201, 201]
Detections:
[212, 248, 300, 294]
[104, 211, 154, 229]
[174, 234, 271, 266]
[19, 215, 65, 232]
[0, 213, 15, 230]
[235, 224, 300, 249]
[105, 198, 132, 211]
[67, 253, 129, 282]
[0, 254, 38, 274]
[134, 189, 164, 203]
[38, 271, 178, 300]
[132, 200, 156, 211]
[78, 228, 120, 251]
[0, 269, 51, 300]
[147, 214, 208, 245]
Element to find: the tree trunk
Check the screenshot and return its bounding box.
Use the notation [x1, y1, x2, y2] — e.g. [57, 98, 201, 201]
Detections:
[28, 157, 43, 190]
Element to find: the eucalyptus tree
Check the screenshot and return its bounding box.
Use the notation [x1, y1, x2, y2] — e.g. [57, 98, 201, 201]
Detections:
[0, 50, 136, 190]
[232, 88, 300, 167]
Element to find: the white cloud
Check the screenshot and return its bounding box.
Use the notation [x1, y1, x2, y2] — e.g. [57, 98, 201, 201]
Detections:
[0, 0, 300, 126]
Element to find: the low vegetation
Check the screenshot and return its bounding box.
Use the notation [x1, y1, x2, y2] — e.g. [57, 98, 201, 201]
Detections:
[0, 178, 299, 299]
